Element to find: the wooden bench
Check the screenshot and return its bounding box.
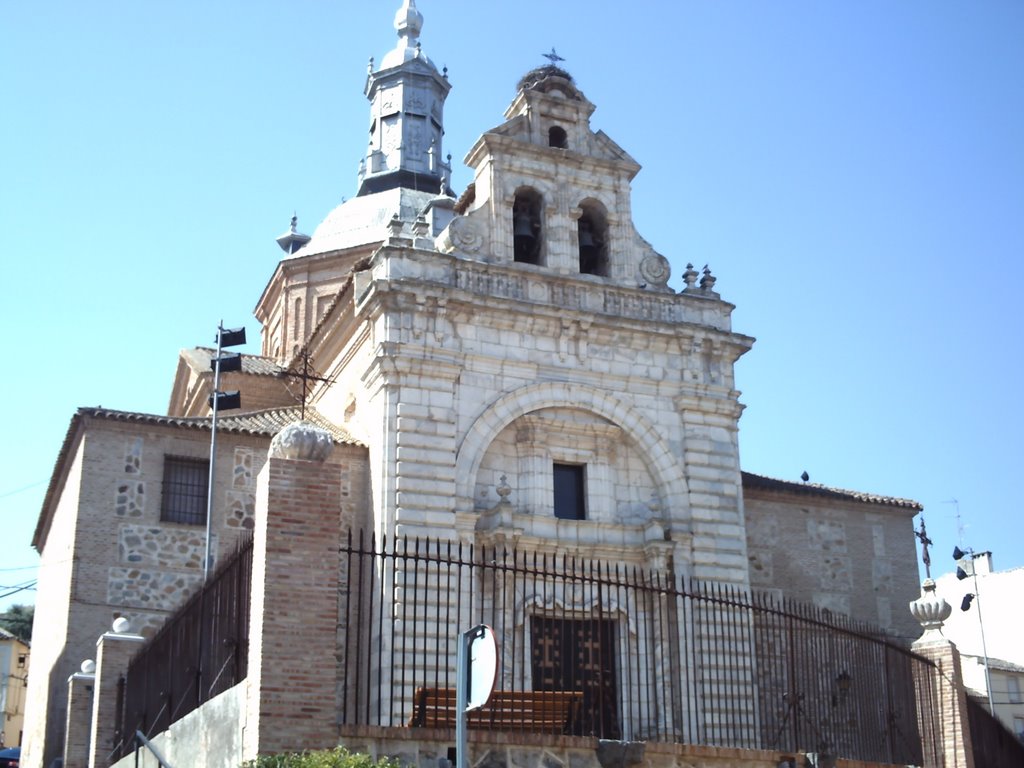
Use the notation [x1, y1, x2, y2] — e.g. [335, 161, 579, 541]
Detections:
[408, 687, 583, 733]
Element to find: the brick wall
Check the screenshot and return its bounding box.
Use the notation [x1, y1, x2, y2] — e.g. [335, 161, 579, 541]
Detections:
[244, 440, 355, 758]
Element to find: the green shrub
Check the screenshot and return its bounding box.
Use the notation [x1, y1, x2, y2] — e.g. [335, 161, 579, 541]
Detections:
[241, 746, 401, 768]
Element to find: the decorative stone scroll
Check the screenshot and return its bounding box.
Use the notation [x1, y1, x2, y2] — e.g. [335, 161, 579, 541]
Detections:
[639, 252, 671, 287]
[437, 215, 486, 254]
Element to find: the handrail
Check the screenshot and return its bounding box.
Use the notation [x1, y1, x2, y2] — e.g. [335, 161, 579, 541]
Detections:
[134, 730, 172, 768]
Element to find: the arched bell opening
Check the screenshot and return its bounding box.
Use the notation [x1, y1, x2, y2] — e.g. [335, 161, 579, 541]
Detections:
[513, 187, 544, 265]
[577, 201, 609, 276]
[548, 125, 568, 149]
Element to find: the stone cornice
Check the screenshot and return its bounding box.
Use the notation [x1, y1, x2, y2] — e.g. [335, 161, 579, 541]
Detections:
[359, 246, 748, 339]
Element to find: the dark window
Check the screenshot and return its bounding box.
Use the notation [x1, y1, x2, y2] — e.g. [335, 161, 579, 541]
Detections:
[548, 125, 568, 149]
[531, 616, 619, 737]
[161, 456, 209, 525]
[553, 463, 585, 520]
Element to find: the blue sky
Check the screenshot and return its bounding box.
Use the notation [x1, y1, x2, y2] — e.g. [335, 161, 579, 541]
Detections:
[2, 1, 1022, 613]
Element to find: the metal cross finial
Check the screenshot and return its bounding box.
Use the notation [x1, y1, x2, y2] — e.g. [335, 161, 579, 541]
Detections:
[542, 47, 565, 65]
[915, 515, 933, 579]
[280, 350, 336, 421]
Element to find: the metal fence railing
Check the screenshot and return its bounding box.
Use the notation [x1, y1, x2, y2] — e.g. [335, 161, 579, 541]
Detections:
[967, 697, 1024, 768]
[114, 535, 253, 761]
[110, 529, 948, 766]
[340, 533, 938, 765]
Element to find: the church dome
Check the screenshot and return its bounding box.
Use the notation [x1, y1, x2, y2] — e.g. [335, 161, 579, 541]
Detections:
[289, 188, 440, 259]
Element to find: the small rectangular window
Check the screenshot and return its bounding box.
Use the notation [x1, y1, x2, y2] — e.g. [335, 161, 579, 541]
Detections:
[1009, 676, 1022, 704]
[553, 463, 586, 520]
[161, 456, 209, 525]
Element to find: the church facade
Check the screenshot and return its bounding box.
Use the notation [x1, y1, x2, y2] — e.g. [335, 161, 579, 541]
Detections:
[22, 3, 925, 767]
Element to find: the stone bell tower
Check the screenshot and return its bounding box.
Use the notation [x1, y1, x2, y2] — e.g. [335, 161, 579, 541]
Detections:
[440, 64, 674, 290]
[305, 54, 755, 588]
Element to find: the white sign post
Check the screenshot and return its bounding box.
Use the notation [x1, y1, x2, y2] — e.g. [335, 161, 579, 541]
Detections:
[456, 625, 498, 768]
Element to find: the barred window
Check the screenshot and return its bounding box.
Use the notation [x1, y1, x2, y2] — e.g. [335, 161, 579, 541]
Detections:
[161, 456, 209, 525]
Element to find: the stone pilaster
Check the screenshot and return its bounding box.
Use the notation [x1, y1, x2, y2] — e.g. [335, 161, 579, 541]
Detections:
[910, 579, 975, 768]
[244, 421, 343, 760]
[89, 622, 144, 768]
[63, 670, 95, 768]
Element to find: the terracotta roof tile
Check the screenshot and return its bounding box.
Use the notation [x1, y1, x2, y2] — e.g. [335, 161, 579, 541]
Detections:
[741, 471, 921, 511]
[181, 347, 286, 377]
[76, 405, 357, 444]
[34, 405, 361, 550]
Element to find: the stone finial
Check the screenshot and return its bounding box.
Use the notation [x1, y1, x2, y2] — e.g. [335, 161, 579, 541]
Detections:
[682, 263, 699, 291]
[412, 214, 430, 239]
[496, 474, 512, 501]
[647, 492, 661, 515]
[81, 659, 96, 674]
[910, 578, 952, 641]
[700, 264, 717, 292]
[112, 617, 131, 634]
[394, 0, 423, 41]
[388, 213, 405, 240]
[269, 421, 334, 462]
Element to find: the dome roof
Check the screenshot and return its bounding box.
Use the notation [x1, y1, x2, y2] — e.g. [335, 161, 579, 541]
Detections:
[288, 188, 440, 259]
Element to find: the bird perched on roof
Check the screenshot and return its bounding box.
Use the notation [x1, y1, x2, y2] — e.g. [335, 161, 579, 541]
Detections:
[800, 471, 810, 483]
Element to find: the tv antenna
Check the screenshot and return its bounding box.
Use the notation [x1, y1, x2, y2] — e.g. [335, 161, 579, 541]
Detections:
[941, 498, 964, 548]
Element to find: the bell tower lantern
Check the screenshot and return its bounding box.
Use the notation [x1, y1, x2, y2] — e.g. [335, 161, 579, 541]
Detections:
[358, 0, 453, 196]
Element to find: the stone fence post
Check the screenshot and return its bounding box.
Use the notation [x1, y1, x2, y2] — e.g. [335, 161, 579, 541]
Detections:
[910, 578, 976, 768]
[88, 619, 144, 768]
[243, 421, 345, 760]
[63, 664, 95, 768]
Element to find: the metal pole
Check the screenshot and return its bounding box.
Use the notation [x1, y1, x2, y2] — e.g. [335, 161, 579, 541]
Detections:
[204, 321, 223, 582]
[971, 562, 996, 716]
[456, 629, 468, 768]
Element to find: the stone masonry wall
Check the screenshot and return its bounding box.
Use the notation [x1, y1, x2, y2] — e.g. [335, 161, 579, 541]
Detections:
[24, 416, 273, 768]
[744, 488, 920, 640]
[21, 437, 83, 768]
[338, 727, 891, 768]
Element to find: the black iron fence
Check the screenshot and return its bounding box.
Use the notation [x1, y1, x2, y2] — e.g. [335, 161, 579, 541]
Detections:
[114, 535, 253, 760]
[967, 697, 1024, 768]
[341, 533, 939, 765]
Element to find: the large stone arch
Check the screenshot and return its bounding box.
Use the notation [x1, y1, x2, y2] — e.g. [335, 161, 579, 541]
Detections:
[455, 381, 689, 521]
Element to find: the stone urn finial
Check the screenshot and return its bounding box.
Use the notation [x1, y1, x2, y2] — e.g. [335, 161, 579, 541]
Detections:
[270, 421, 334, 462]
[496, 474, 512, 502]
[910, 578, 952, 641]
